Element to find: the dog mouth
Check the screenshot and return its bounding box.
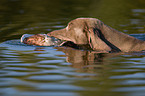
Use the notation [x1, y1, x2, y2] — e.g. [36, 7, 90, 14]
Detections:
[21, 34, 92, 50]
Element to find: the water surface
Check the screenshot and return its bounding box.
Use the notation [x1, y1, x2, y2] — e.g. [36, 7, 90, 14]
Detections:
[0, 0, 145, 96]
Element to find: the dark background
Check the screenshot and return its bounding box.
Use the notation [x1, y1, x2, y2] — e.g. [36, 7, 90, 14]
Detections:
[0, 0, 144, 42]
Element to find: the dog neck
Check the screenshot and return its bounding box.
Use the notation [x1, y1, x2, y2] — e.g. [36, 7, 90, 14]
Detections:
[101, 24, 145, 52]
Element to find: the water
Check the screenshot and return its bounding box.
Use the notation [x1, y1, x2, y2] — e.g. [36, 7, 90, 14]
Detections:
[0, 0, 145, 96]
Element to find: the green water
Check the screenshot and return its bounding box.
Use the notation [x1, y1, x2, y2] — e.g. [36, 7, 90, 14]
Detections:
[0, 0, 145, 96]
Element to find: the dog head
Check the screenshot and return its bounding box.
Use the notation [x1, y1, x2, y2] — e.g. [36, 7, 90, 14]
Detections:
[48, 18, 112, 51]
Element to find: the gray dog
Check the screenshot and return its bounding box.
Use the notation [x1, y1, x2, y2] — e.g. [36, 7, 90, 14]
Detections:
[21, 18, 145, 52]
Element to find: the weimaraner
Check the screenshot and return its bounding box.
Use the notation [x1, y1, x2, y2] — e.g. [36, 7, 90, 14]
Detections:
[21, 18, 145, 52]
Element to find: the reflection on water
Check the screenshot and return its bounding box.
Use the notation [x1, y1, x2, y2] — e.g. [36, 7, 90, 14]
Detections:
[0, 0, 145, 96]
[1, 45, 145, 96]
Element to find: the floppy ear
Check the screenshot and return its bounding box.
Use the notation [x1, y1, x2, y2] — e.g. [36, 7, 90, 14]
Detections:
[87, 28, 112, 51]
